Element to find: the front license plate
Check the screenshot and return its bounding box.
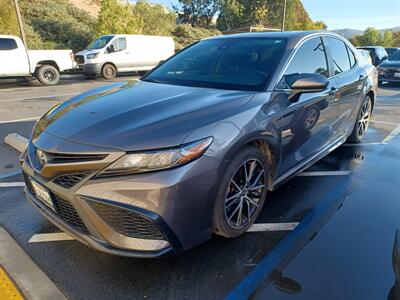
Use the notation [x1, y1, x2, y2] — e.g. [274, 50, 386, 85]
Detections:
[394, 73, 400, 78]
[30, 179, 55, 211]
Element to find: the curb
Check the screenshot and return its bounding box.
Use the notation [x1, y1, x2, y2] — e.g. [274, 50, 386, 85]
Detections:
[4, 133, 27, 154]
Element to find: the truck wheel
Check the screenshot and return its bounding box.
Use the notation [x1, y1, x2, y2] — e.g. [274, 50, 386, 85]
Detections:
[101, 64, 117, 79]
[37, 65, 60, 85]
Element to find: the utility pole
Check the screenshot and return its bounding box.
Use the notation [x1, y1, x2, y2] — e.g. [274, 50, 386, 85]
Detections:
[13, 0, 27, 47]
[281, 0, 287, 32]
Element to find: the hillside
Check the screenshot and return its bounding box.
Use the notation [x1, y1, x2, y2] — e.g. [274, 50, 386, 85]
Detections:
[68, 0, 100, 17]
[333, 26, 400, 39]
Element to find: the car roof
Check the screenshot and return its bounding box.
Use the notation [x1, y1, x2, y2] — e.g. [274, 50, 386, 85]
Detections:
[357, 46, 384, 49]
[208, 30, 343, 44]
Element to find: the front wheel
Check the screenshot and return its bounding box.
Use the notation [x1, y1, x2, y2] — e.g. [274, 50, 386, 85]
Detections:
[101, 63, 117, 79]
[347, 96, 372, 143]
[213, 146, 268, 238]
[37, 65, 60, 85]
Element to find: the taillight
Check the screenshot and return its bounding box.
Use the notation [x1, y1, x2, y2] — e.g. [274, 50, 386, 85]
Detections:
[70, 52, 75, 62]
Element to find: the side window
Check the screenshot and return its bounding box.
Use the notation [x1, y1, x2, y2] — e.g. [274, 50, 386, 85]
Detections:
[327, 37, 351, 75]
[0, 38, 18, 50]
[284, 37, 329, 79]
[347, 46, 356, 68]
[107, 37, 127, 53]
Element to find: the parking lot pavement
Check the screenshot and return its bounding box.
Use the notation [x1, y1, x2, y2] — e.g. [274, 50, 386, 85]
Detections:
[0, 84, 399, 299]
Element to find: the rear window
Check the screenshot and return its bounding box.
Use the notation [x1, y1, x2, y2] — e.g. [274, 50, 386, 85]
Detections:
[0, 38, 18, 50]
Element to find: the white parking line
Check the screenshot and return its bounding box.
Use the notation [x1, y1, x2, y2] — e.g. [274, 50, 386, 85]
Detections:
[0, 182, 25, 187]
[0, 92, 79, 103]
[297, 171, 351, 177]
[247, 222, 299, 232]
[342, 142, 387, 146]
[383, 124, 400, 143]
[370, 120, 400, 126]
[0, 117, 40, 124]
[29, 232, 75, 243]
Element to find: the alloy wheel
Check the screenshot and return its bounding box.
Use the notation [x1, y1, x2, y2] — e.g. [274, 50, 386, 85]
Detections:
[357, 99, 371, 139]
[224, 159, 265, 229]
[43, 69, 56, 83]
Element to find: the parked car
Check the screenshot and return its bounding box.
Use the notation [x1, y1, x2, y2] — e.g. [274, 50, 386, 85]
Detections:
[22, 31, 377, 257]
[75, 34, 175, 79]
[385, 47, 400, 57]
[0, 35, 75, 85]
[358, 49, 373, 64]
[377, 49, 400, 85]
[357, 46, 388, 66]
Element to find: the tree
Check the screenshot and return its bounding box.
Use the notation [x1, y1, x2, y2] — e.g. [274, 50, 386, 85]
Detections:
[216, 0, 244, 31]
[360, 27, 381, 45]
[175, 0, 219, 28]
[94, 0, 142, 36]
[382, 31, 394, 47]
[0, 0, 19, 35]
[132, 0, 176, 36]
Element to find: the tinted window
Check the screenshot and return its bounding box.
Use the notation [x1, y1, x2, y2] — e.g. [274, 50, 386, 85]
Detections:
[284, 37, 328, 78]
[327, 37, 351, 75]
[144, 38, 286, 91]
[0, 38, 18, 50]
[347, 46, 356, 68]
[389, 50, 400, 61]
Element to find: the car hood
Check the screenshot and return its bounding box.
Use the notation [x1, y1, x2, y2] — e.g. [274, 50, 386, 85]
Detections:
[34, 80, 254, 151]
[379, 60, 400, 68]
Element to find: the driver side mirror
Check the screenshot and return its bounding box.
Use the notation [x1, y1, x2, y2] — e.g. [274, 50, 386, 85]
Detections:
[287, 73, 328, 102]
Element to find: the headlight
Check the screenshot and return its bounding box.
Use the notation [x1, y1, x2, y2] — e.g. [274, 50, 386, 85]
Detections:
[87, 53, 99, 59]
[98, 137, 213, 177]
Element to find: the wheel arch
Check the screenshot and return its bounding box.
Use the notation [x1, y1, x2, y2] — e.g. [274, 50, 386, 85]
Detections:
[221, 135, 281, 192]
[34, 60, 60, 73]
[102, 62, 118, 72]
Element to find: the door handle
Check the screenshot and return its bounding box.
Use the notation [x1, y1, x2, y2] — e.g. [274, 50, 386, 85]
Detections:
[329, 87, 338, 96]
[359, 75, 366, 80]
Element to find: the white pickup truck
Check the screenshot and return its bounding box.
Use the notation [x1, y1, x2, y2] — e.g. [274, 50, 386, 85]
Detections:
[0, 35, 76, 85]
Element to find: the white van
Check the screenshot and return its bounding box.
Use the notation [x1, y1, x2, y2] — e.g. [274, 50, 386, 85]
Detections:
[75, 34, 175, 79]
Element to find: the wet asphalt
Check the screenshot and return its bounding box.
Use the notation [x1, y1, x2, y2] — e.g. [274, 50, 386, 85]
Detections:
[0, 79, 399, 299]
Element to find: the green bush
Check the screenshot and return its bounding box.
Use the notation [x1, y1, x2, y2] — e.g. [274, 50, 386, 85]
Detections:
[172, 24, 221, 49]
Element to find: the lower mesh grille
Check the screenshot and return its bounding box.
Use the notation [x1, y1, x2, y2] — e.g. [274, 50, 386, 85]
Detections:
[23, 173, 89, 235]
[52, 194, 90, 235]
[90, 201, 165, 240]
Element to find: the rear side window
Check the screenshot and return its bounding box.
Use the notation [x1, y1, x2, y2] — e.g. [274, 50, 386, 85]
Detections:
[0, 38, 18, 50]
[347, 46, 356, 68]
[284, 37, 329, 77]
[327, 37, 351, 75]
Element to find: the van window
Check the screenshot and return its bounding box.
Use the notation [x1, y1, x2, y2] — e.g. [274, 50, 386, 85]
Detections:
[0, 38, 18, 50]
[87, 35, 113, 50]
[107, 38, 127, 53]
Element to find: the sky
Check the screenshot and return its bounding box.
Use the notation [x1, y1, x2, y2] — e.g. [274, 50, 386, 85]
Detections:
[146, 0, 400, 30]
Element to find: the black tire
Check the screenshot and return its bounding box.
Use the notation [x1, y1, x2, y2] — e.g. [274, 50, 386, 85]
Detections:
[25, 77, 42, 86]
[37, 65, 60, 85]
[347, 96, 372, 143]
[213, 146, 269, 238]
[101, 63, 117, 79]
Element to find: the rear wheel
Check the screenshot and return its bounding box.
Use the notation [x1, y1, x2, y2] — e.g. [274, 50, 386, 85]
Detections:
[347, 96, 372, 143]
[101, 63, 117, 79]
[213, 146, 268, 238]
[37, 65, 60, 85]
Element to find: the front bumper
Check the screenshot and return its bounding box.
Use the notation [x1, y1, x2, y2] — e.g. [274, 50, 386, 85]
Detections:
[83, 63, 103, 75]
[21, 138, 222, 257]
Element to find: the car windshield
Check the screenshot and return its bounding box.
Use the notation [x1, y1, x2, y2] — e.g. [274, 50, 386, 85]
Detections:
[388, 50, 400, 61]
[143, 37, 287, 91]
[87, 35, 114, 50]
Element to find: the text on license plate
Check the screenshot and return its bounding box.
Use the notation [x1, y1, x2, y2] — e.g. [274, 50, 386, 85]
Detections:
[30, 179, 55, 210]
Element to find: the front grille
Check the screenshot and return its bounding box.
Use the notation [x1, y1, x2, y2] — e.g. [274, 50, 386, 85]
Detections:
[53, 172, 91, 188]
[23, 172, 89, 235]
[52, 194, 90, 235]
[75, 55, 85, 64]
[46, 153, 107, 164]
[89, 201, 165, 240]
